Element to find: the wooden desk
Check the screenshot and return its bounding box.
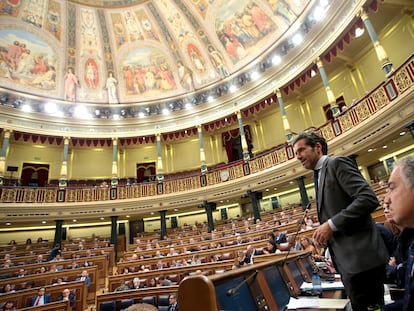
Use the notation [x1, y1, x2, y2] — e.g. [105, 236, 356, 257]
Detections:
[0, 255, 107, 288]
[96, 286, 178, 311]
[0, 281, 86, 311]
[0, 265, 98, 303]
[18, 300, 71, 311]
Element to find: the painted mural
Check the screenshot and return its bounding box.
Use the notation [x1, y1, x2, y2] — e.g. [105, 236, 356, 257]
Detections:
[0, 0, 311, 103]
[122, 48, 178, 96]
[0, 29, 57, 90]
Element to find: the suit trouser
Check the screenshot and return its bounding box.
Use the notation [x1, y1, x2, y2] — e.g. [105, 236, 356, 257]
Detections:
[341, 264, 386, 311]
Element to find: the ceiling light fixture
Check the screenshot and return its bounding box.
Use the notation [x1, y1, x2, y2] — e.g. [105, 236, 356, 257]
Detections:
[21, 104, 32, 112]
[272, 55, 281, 65]
[354, 26, 364, 38]
[292, 33, 303, 46]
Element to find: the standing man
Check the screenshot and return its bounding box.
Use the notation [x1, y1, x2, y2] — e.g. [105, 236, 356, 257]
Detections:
[383, 155, 414, 311]
[292, 132, 388, 311]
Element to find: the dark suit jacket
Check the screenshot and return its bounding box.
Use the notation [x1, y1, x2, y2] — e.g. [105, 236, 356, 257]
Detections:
[168, 304, 178, 311]
[76, 276, 91, 287]
[30, 294, 51, 306]
[318, 156, 388, 277]
[57, 293, 76, 306]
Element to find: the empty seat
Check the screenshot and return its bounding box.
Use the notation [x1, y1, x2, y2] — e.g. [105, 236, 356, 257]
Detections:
[157, 295, 169, 307]
[120, 298, 135, 310]
[100, 300, 116, 311]
[142, 296, 156, 306]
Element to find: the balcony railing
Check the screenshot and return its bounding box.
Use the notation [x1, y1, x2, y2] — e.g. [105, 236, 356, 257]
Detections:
[1, 53, 413, 204]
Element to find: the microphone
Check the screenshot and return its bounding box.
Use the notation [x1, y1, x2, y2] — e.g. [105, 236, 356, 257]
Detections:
[280, 202, 312, 298]
[281, 202, 312, 264]
[226, 270, 258, 297]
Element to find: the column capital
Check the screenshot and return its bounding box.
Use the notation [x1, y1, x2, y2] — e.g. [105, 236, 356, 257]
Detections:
[274, 88, 282, 97]
[359, 8, 368, 21]
[235, 110, 242, 118]
[63, 137, 71, 144]
[3, 129, 13, 138]
[197, 124, 202, 132]
[315, 57, 323, 67]
[112, 137, 118, 144]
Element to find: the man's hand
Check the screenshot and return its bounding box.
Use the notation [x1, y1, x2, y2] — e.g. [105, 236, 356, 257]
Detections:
[312, 222, 333, 248]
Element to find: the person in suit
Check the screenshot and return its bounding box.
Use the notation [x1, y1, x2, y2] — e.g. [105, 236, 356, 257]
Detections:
[383, 155, 414, 311]
[30, 287, 51, 306]
[57, 288, 75, 307]
[75, 270, 91, 288]
[292, 132, 388, 311]
[273, 228, 287, 244]
[238, 244, 261, 265]
[168, 293, 178, 311]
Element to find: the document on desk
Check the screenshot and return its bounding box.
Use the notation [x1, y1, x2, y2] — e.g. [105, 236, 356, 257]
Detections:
[300, 281, 344, 291]
[287, 297, 320, 309]
[287, 297, 350, 310]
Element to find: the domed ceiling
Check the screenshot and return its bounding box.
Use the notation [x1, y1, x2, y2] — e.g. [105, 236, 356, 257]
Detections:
[0, 0, 310, 102]
[0, 0, 368, 136]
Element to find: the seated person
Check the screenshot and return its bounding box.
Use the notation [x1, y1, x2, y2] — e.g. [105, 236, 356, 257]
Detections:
[30, 287, 51, 306]
[114, 280, 130, 292]
[75, 270, 91, 288]
[273, 228, 287, 244]
[300, 237, 324, 261]
[2, 301, 16, 311]
[57, 288, 75, 307]
[262, 240, 277, 254]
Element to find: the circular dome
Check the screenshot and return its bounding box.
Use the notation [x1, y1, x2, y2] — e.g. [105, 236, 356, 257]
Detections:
[0, 0, 366, 137]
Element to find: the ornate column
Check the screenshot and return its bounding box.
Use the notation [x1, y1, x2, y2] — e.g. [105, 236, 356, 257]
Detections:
[0, 129, 12, 185]
[274, 89, 293, 142]
[59, 137, 70, 188]
[295, 176, 309, 210]
[53, 220, 64, 248]
[156, 133, 164, 182]
[159, 210, 167, 240]
[316, 57, 339, 116]
[111, 138, 118, 187]
[197, 125, 207, 174]
[360, 9, 393, 76]
[110, 216, 118, 262]
[247, 190, 262, 222]
[199, 201, 215, 232]
[236, 110, 250, 161]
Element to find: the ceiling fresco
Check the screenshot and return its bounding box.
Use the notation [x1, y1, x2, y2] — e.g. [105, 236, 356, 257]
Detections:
[0, 0, 310, 104]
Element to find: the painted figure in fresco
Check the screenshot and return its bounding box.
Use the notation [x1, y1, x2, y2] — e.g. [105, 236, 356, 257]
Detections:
[270, 0, 297, 25]
[6, 41, 22, 71]
[177, 60, 193, 90]
[189, 47, 205, 72]
[141, 18, 158, 40]
[248, 3, 274, 36]
[158, 60, 176, 90]
[104, 71, 118, 104]
[208, 46, 228, 77]
[222, 35, 247, 61]
[31, 54, 48, 75]
[124, 66, 135, 92]
[64, 67, 80, 101]
[29, 65, 56, 89]
[85, 61, 97, 88]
